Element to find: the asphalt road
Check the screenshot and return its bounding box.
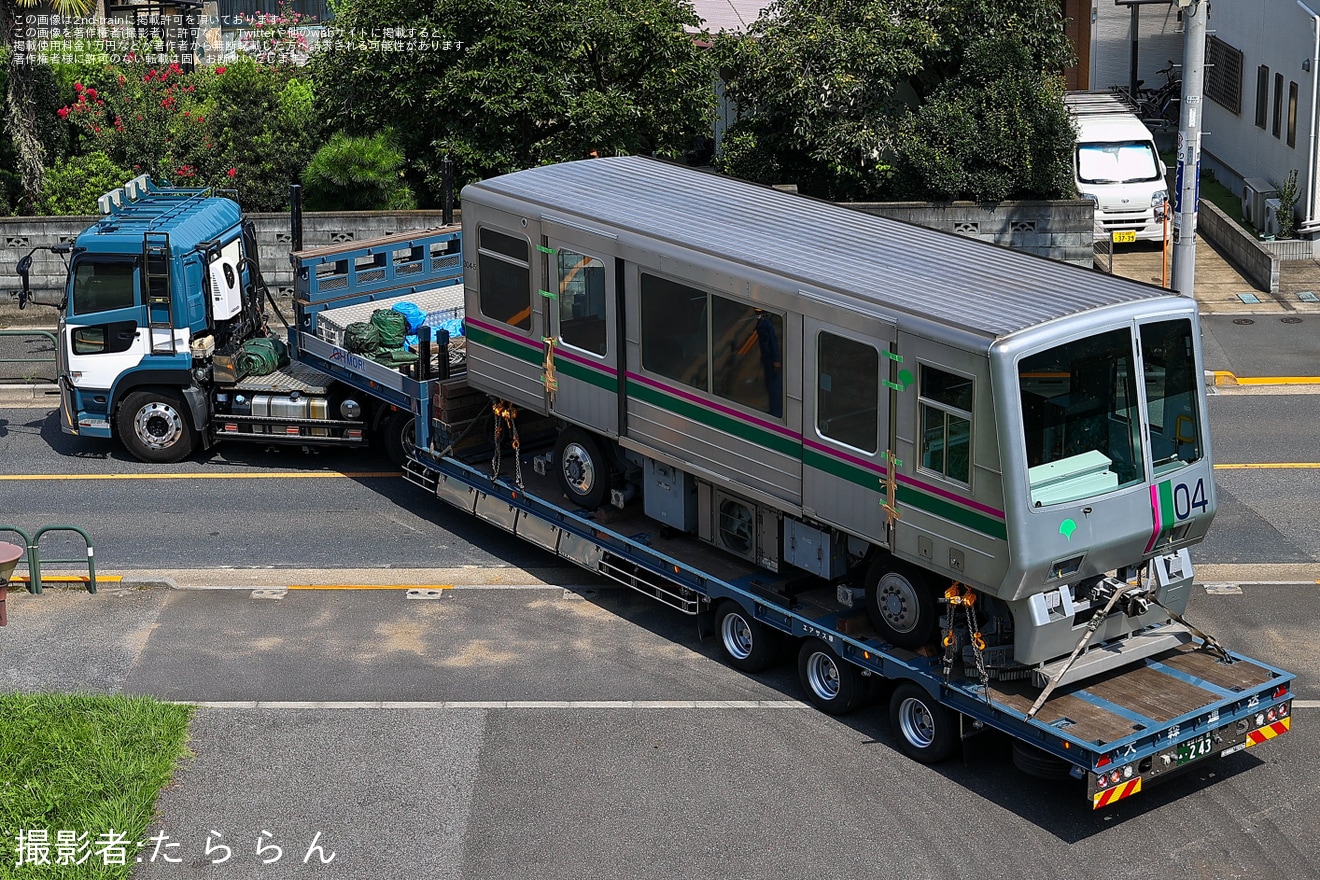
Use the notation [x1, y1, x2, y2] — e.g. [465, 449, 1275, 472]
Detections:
[1, 382, 1317, 879]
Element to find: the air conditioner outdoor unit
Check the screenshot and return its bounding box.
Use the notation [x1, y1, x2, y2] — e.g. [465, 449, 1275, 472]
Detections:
[1243, 177, 1279, 228]
[1264, 198, 1283, 237]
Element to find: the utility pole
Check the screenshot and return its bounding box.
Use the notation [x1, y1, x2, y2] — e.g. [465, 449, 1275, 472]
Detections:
[1171, 0, 1209, 295]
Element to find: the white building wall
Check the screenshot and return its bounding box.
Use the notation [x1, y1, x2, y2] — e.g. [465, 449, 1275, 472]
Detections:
[1200, 0, 1320, 231]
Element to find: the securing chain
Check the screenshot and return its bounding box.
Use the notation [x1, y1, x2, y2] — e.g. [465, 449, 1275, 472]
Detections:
[940, 582, 988, 692]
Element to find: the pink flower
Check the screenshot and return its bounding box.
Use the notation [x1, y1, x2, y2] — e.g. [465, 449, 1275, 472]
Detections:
[86, 88, 97, 99]
[227, 167, 237, 178]
[73, 81, 83, 92]
[215, 66, 226, 75]
[57, 107, 70, 119]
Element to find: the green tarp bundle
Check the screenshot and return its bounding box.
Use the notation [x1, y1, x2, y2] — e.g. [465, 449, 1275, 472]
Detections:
[370, 309, 407, 349]
[344, 322, 381, 354]
[343, 310, 415, 366]
[236, 335, 290, 379]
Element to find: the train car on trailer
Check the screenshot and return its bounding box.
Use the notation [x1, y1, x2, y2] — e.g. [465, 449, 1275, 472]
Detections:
[457, 155, 1214, 683]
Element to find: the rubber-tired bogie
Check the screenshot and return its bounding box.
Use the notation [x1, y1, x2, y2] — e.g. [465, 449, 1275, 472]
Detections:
[865, 556, 938, 649]
[383, 409, 415, 466]
[554, 426, 611, 510]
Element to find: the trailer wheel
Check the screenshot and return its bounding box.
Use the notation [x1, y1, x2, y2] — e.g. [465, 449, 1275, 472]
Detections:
[555, 427, 611, 509]
[117, 389, 197, 463]
[865, 557, 937, 649]
[797, 638, 865, 715]
[889, 682, 959, 763]
[1011, 741, 1075, 780]
[383, 409, 415, 466]
[715, 601, 782, 672]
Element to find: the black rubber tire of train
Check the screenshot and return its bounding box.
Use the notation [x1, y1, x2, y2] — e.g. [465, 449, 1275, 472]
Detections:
[864, 557, 938, 650]
[554, 427, 611, 510]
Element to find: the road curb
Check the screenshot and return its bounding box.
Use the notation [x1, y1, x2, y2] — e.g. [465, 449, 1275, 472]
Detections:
[0, 383, 59, 405]
[1209, 370, 1320, 387]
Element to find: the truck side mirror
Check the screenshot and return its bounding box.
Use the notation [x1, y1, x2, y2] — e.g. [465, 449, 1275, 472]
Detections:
[15, 254, 32, 310]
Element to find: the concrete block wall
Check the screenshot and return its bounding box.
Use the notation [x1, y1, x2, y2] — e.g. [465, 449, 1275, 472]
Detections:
[3, 200, 1095, 306]
[843, 200, 1097, 268]
[1, 211, 456, 304]
[1196, 199, 1279, 294]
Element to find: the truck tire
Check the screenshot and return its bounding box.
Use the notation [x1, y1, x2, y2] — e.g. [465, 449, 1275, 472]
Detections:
[889, 682, 959, 763]
[117, 389, 197, 463]
[383, 409, 415, 466]
[554, 427, 611, 510]
[797, 638, 865, 715]
[865, 556, 937, 650]
[715, 601, 782, 672]
[1011, 740, 1075, 780]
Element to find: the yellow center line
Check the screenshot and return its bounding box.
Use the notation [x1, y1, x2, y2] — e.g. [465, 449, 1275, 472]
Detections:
[1214, 463, 1320, 470]
[0, 471, 402, 481]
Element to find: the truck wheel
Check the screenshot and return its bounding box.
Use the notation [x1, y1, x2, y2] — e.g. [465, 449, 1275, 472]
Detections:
[889, 682, 959, 763]
[797, 638, 865, 715]
[1011, 741, 1075, 780]
[383, 409, 415, 466]
[554, 427, 610, 509]
[117, 390, 197, 463]
[865, 557, 937, 649]
[715, 601, 782, 672]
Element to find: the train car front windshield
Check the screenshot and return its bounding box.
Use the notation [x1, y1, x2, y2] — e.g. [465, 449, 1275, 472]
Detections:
[1017, 318, 1203, 508]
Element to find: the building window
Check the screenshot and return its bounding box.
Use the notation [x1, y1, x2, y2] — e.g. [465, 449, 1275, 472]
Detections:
[816, 332, 879, 454]
[919, 366, 973, 485]
[1274, 72, 1284, 138]
[1289, 81, 1299, 148]
[477, 227, 531, 331]
[1204, 36, 1243, 115]
[1255, 66, 1270, 129]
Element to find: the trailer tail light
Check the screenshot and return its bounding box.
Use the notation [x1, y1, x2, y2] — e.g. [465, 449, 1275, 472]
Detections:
[1274, 685, 1290, 700]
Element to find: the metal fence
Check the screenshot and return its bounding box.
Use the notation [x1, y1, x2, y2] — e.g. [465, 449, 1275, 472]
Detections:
[0, 329, 57, 384]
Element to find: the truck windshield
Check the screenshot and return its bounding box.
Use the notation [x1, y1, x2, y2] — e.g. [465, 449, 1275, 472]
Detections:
[1018, 328, 1145, 507]
[71, 259, 137, 316]
[1076, 141, 1161, 185]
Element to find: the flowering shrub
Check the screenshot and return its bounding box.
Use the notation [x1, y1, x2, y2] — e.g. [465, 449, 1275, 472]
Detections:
[50, 56, 323, 211]
[238, 0, 315, 67]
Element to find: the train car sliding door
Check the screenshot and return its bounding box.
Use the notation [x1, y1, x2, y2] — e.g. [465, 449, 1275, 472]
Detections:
[543, 222, 619, 436]
[803, 315, 897, 543]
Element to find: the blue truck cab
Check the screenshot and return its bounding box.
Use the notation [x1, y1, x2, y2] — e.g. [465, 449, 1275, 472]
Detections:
[54, 176, 404, 463]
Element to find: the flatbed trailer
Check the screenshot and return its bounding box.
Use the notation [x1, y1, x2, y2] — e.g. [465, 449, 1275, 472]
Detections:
[287, 216, 1295, 812]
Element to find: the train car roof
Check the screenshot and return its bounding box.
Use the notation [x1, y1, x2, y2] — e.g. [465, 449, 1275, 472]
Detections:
[463, 155, 1173, 341]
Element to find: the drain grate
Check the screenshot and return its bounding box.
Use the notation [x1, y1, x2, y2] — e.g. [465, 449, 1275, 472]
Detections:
[1233, 318, 1255, 325]
[1282, 316, 1303, 323]
[1236, 293, 1261, 304]
[1298, 291, 1318, 302]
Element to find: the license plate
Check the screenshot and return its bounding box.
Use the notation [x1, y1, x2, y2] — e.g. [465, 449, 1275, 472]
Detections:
[1112, 230, 1137, 243]
[1176, 733, 1214, 765]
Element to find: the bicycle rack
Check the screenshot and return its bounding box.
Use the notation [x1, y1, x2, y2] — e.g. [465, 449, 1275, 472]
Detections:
[0, 525, 98, 595]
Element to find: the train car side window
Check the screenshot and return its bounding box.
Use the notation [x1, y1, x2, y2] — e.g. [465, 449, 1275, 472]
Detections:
[711, 295, 783, 417]
[477, 227, 532, 331]
[557, 248, 608, 356]
[920, 366, 973, 485]
[640, 273, 708, 391]
[816, 332, 879, 453]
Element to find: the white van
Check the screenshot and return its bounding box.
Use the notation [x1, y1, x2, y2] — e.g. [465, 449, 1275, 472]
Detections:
[1065, 92, 1169, 243]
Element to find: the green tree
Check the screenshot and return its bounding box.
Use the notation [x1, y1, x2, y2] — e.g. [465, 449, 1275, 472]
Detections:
[303, 132, 415, 210]
[714, 0, 1076, 202]
[313, 0, 715, 204]
[37, 151, 131, 214]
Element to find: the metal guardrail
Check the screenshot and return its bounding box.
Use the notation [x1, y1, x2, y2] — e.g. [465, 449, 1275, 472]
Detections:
[0, 329, 57, 383]
[0, 524, 97, 594]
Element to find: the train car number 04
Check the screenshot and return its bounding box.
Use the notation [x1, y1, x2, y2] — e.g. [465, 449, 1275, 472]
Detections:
[1173, 478, 1209, 520]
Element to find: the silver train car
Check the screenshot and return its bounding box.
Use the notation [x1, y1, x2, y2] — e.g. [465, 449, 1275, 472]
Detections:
[459, 156, 1215, 674]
